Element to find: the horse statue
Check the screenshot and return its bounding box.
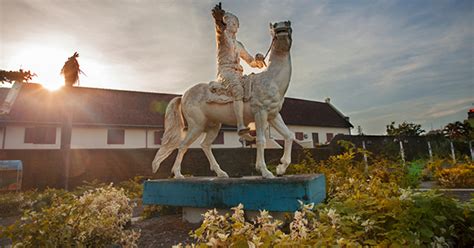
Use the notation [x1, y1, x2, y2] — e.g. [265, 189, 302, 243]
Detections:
[152, 21, 293, 179]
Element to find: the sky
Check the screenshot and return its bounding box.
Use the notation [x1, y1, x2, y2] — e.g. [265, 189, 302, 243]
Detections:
[1, 0, 473, 134]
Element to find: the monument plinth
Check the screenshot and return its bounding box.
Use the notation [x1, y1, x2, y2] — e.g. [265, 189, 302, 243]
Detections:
[143, 174, 326, 222]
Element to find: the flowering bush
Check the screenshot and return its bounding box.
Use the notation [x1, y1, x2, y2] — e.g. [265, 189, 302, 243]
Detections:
[177, 143, 473, 247]
[0, 191, 26, 217]
[435, 163, 474, 188]
[0, 185, 140, 247]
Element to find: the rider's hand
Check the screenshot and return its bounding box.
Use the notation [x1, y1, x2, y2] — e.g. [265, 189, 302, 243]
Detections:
[212, 3, 225, 22]
[255, 53, 266, 68]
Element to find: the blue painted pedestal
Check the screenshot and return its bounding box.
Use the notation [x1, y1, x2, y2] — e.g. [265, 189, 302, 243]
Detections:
[143, 174, 325, 222]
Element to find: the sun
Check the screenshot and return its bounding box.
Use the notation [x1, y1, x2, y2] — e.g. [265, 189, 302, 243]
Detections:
[6, 44, 68, 91]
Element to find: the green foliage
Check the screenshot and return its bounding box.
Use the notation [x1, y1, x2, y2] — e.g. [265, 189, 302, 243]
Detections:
[116, 176, 144, 199]
[386, 121, 425, 136]
[443, 121, 473, 141]
[180, 144, 473, 247]
[0, 192, 26, 217]
[405, 160, 425, 187]
[0, 185, 140, 247]
[0, 69, 36, 84]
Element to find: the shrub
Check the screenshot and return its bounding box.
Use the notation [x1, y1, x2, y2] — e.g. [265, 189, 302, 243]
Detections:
[0, 185, 140, 247]
[177, 144, 473, 247]
[435, 163, 474, 188]
[0, 192, 26, 217]
[117, 176, 144, 199]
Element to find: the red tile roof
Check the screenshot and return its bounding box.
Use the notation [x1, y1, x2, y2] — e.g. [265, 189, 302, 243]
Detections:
[0, 83, 352, 128]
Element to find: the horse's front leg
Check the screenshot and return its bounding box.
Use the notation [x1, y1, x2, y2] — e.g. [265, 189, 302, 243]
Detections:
[269, 114, 293, 175]
[254, 110, 275, 178]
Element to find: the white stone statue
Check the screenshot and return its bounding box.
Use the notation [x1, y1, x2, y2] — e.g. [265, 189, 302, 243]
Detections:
[152, 4, 293, 179]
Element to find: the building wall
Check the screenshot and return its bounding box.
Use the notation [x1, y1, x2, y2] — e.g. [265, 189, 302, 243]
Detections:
[0, 124, 351, 150]
[71, 127, 146, 149]
[4, 126, 61, 149]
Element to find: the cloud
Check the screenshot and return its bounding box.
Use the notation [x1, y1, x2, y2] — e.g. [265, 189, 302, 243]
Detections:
[1, 0, 472, 134]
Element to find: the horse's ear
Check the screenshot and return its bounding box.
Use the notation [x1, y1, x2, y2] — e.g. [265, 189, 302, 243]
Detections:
[287, 20, 291, 26]
[269, 22, 273, 29]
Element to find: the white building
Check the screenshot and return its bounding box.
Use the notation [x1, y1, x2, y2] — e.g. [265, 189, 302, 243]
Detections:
[0, 83, 353, 150]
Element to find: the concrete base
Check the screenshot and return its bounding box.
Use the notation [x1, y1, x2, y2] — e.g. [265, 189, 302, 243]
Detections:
[182, 207, 289, 224]
[143, 174, 326, 220]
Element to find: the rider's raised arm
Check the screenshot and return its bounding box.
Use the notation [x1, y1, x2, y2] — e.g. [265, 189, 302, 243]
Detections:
[212, 3, 226, 33]
[237, 41, 264, 69]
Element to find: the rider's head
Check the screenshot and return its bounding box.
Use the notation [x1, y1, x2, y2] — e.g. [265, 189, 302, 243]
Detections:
[223, 13, 239, 33]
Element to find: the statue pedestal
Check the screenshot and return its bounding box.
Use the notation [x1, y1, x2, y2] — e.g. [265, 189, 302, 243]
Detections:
[143, 174, 326, 223]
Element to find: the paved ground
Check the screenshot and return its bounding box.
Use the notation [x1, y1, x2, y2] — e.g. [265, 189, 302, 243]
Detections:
[418, 181, 473, 202]
[134, 215, 200, 247]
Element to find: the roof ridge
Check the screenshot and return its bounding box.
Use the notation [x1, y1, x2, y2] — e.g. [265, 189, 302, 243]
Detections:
[14, 82, 181, 96]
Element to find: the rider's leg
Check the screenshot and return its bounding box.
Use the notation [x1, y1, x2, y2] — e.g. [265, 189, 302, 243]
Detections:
[231, 83, 250, 136]
[233, 100, 249, 134]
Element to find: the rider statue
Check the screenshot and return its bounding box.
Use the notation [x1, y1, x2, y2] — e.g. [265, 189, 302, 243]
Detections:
[211, 3, 266, 140]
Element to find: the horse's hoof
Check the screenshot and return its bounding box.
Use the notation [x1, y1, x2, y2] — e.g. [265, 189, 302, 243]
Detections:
[217, 171, 229, 178]
[174, 174, 185, 179]
[261, 170, 275, 179]
[276, 164, 287, 175]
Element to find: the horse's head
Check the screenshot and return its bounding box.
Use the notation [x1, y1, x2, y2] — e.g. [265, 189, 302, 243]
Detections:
[270, 21, 292, 53]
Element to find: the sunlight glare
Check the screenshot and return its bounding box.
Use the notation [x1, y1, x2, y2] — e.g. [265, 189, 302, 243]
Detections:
[6, 44, 68, 90]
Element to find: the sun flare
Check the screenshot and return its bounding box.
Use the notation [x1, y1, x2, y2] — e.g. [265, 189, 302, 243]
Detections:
[5, 44, 69, 90]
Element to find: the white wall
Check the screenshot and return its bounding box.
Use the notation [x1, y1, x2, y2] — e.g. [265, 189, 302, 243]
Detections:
[4, 126, 61, 149]
[1, 124, 351, 150]
[71, 127, 146, 149]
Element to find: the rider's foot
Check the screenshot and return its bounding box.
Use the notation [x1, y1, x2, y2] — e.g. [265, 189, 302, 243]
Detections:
[238, 127, 255, 142]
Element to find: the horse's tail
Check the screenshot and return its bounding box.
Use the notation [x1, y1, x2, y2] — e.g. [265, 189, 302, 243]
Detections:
[152, 97, 184, 173]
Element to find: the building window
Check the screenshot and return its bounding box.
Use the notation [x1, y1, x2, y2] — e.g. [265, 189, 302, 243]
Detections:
[154, 130, 164, 145]
[295, 132, 304, 141]
[212, 131, 224, 144]
[24, 127, 56, 144]
[326, 133, 334, 143]
[107, 129, 125, 144]
[312, 132, 319, 146]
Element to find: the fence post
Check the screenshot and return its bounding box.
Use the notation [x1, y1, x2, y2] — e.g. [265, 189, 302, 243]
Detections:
[427, 141, 433, 161]
[362, 140, 368, 174]
[450, 141, 456, 163]
[469, 140, 473, 161]
[399, 140, 405, 166]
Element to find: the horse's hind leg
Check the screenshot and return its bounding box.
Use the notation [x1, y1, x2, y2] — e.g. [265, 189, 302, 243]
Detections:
[269, 114, 294, 175]
[171, 126, 203, 178]
[201, 124, 229, 178]
[254, 110, 275, 178]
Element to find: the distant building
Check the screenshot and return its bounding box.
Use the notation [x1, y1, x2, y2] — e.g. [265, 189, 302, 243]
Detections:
[0, 83, 353, 150]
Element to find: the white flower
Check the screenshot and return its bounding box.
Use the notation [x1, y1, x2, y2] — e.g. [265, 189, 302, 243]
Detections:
[217, 232, 229, 241]
[361, 219, 375, 232]
[399, 188, 414, 201]
[337, 238, 345, 246]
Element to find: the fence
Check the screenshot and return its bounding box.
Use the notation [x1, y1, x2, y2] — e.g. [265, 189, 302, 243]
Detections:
[1, 135, 471, 190]
[331, 134, 473, 162]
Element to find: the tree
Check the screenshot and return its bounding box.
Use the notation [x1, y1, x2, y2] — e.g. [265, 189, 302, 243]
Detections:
[386, 121, 425, 136]
[443, 121, 472, 141]
[0, 69, 36, 84]
[60, 52, 83, 87]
